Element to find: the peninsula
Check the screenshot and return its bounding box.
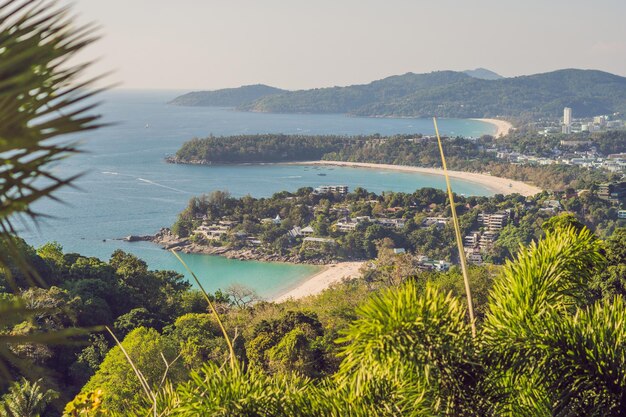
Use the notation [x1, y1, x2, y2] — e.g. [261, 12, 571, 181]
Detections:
[167, 133, 556, 192]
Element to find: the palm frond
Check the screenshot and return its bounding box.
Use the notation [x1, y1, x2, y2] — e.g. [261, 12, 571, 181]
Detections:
[0, 0, 103, 288]
[0, 0, 104, 386]
[335, 281, 480, 415]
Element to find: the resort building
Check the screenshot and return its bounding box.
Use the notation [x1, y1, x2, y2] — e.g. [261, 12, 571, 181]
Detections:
[375, 218, 406, 229]
[478, 211, 509, 231]
[480, 231, 499, 249]
[416, 255, 451, 271]
[301, 226, 314, 236]
[261, 214, 282, 225]
[422, 217, 449, 228]
[195, 223, 231, 240]
[465, 249, 483, 265]
[464, 231, 481, 248]
[598, 182, 626, 204]
[335, 216, 371, 232]
[288, 225, 315, 238]
[314, 185, 349, 195]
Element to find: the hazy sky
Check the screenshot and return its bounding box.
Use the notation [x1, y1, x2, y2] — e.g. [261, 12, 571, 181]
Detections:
[73, 0, 626, 90]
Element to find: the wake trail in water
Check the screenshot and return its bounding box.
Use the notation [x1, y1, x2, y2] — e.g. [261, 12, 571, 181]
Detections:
[103, 171, 189, 194]
[101, 171, 135, 178]
[137, 178, 188, 193]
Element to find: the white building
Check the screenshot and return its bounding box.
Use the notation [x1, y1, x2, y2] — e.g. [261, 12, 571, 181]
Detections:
[375, 218, 406, 229]
[563, 107, 572, 126]
[314, 185, 349, 195]
[478, 212, 508, 231]
[335, 216, 371, 232]
[466, 249, 483, 265]
[300, 226, 314, 236]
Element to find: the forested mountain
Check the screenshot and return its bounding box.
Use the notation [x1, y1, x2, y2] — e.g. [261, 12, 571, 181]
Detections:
[170, 84, 285, 106]
[242, 71, 470, 114]
[171, 69, 626, 118]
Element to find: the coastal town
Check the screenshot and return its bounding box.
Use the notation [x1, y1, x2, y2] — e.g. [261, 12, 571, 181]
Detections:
[495, 107, 626, 173]
[137, 178, 624, 281]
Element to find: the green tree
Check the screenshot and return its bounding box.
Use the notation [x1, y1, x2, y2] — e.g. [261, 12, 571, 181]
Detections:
[541, 212, 586, 234]
[79, 327, 185, 414]
[482, 227, 615, 416]
[0, 378, 58, 417]
[113, 308, 159, 337]
[168, 313, 229, 369]
[69, 335, 110, 387]
[591, 227, 626, 301]
[247, 311, 326, 378]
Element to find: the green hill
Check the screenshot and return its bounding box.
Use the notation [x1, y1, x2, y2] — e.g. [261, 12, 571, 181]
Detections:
[170, 84, 285, 107]
[352, 69, 626, 118]
[242, 71, 469, 114]
[171, 69, 626, 118]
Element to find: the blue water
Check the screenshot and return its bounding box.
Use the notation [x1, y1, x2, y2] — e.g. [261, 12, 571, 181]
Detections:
[19, 90, 495, 298]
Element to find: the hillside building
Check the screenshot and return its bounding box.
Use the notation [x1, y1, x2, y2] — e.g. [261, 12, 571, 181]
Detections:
[478, 211, 509, 231]
[598, 182, 626, 204]
[314, 185, 349, 195]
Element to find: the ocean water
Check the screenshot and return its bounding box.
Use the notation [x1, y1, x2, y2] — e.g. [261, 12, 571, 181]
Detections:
[19, 90, 495, 298]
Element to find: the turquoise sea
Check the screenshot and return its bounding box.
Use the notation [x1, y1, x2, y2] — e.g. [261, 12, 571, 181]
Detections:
[20, 90, 495, 298]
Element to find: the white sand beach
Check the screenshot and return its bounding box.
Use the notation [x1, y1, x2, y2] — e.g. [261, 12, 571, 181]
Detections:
[472, 118, 513, 138]
[292, 161, 542, 196]
[274, 261, 364, 302]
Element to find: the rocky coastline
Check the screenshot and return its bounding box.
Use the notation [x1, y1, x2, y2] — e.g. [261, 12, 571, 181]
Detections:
[124, 228, 334, 266]
[165, 155, 204, 165]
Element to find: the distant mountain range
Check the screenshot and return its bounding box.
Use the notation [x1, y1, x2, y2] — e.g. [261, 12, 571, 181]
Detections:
[171, 69, 626, 119]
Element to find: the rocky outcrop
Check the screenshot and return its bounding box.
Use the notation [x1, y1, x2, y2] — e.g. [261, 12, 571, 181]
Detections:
[125, 228, 336, 265]
[123, 235, 152, 242]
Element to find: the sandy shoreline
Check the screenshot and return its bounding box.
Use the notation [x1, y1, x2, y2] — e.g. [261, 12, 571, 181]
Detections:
[289, 161, 542, 196]
[471, 118, 513, 138]
[273, 261, 363, 302]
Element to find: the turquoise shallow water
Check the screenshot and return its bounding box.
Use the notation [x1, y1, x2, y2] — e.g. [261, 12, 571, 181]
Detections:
[19, 90, 495, 298]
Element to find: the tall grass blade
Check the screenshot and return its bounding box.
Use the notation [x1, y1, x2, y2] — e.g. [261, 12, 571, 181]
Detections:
[433, 117, 476, 337]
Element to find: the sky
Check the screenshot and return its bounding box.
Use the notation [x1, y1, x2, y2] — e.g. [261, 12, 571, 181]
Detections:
[72, 0, 626, 91]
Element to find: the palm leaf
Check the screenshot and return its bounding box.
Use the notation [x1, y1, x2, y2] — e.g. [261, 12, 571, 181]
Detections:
[0, 0, 104, 288]
[0, 0, 105, 386]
